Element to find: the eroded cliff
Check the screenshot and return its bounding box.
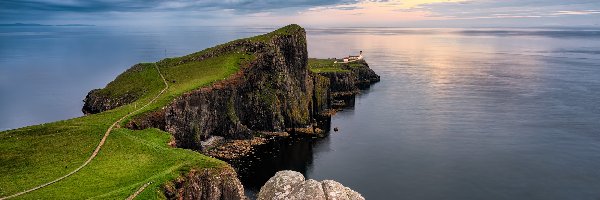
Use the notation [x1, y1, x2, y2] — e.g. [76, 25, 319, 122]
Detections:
[163, 167, 247, 200]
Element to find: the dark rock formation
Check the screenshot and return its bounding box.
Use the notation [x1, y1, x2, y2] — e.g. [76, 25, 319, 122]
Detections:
[318, 60, 380, 97]
[163, 167, 247, 200]
[82, 63, 155, 114]
[258, 170, 364, 200]
[82, 88, 137, 114]
[163, 27, 313, 150]
[351, 61, 380, 89]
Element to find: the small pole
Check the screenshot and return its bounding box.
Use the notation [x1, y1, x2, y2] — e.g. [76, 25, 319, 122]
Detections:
[164, 49, 167, 58]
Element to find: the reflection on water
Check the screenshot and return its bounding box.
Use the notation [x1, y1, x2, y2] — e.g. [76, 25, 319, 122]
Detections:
[2, 26, 600, 199]
[304, 28, 600, 200]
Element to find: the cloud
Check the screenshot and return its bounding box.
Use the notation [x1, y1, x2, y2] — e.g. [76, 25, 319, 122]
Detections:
[1, 0, 599, 26]
[0, 0, 365, 25]
[1, 0, 358, 13]
[553, 10, 600, 15]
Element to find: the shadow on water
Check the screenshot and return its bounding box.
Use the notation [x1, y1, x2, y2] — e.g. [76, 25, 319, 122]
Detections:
[226, 135, 321, 198]
[226, 91, 364, 199]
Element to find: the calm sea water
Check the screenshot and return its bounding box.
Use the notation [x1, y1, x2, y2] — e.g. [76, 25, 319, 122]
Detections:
[1, 26, 600, 199]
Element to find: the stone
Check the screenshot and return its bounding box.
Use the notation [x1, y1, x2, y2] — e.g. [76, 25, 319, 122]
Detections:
[258, 171, 364, 200]
[288, 179, 327, 200]
[258, 170, 305, 200]
[322, 180, 364, 200]
[200, 135, 224, 150]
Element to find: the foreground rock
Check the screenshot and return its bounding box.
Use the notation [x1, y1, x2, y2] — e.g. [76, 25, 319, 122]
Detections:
[163, 167, 247, 200]
[258, 170, 364, 200]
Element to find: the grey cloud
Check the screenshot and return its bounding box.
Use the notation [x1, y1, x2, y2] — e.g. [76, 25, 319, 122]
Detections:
[1, 0, 358, 13]
[0, 0, 359, 23]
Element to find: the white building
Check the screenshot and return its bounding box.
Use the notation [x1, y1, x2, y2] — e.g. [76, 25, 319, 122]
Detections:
[342, 51, 363, 63]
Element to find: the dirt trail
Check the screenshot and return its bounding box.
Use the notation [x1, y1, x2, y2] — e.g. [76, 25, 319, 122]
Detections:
[1, 64, 168, 200]
[126, 182, 152, 200]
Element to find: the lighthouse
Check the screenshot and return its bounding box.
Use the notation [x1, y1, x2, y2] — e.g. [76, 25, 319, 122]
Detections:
[342, 51, 364, 63]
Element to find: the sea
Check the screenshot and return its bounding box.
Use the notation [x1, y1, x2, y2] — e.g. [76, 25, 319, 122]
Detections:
[1, 25, 600, 199]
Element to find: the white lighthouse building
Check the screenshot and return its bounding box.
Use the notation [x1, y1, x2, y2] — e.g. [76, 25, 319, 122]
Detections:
[341, 51, 363, 63]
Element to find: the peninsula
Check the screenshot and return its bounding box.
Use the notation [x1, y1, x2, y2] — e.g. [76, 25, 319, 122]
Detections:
[0, 24, 378, 199]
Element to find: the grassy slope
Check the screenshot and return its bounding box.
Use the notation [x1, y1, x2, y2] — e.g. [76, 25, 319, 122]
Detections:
[0, 24, 304, 199]
[308, 58, 350, 73]
[0, 53, 247, 199]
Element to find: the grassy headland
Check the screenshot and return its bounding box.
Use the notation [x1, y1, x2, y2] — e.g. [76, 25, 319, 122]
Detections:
[308, 58, 350, 73]
[0, 25, 302, 199]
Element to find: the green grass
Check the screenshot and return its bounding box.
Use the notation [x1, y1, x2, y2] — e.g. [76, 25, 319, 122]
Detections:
[94, 64, 164, 99]
[247, 24, 304, 43]
[123, 53, 253, 122]
[308, 58, 350, 73]
[0, 24, 303, 199]
[0, 53, 249, 199]
[14, 128, 225, 200]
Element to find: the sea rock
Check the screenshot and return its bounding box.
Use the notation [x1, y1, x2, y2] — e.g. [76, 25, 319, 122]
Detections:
[200, 135, 225, 150]
[258, 170, 364, 200]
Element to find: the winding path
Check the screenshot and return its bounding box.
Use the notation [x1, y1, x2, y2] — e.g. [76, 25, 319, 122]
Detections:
[1, 64, 169, 200]
[126, 182, 152, 200]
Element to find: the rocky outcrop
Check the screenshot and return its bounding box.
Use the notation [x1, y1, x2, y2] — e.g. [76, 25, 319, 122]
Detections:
[350, 61, 380, 89]
[317, 60, 380, 97]
[82, 88, 137, 114]
[163, 26, 314, 150]
[258, 170, 364, 200]
[163, 167, 247, 200]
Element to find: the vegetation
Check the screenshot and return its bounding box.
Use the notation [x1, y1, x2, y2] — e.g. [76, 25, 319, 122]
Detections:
[308, 58, 350, 73]
[247, 24, 304, 43]
[0, 25, 302, 199]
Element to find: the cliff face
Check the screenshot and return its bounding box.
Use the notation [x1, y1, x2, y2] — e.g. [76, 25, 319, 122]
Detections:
[317, 60, 380, 97]
[163, 167, 247, 200]
[82, 89, 136, 114]
[162, 28, 314, 149]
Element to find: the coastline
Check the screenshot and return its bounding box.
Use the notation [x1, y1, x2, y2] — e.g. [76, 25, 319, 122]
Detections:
[0, 24, 378, 199]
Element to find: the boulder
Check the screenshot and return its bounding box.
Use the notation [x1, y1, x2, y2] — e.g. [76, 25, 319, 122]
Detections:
[258, 170, 364, 200]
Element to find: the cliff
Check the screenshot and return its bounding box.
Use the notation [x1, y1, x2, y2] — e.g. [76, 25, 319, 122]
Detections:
[163, 167, 247, 200]
[308, 59, 380, 97]
[164, 26, 312, 148]
[80, 24, 379, 199]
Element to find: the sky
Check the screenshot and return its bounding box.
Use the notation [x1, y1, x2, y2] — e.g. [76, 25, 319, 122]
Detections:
[1, 0, 599, 27]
